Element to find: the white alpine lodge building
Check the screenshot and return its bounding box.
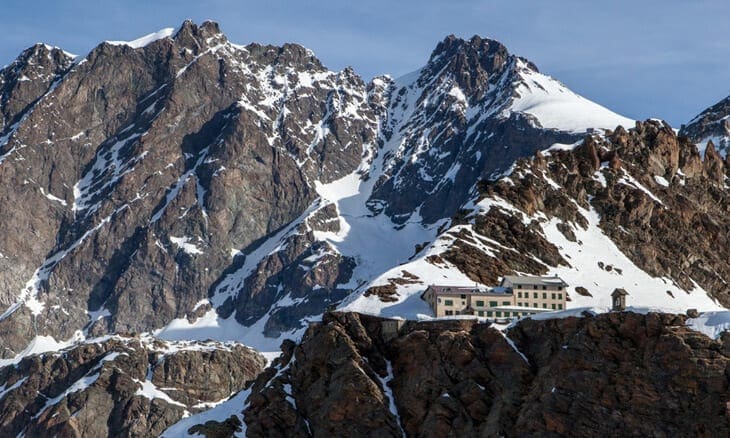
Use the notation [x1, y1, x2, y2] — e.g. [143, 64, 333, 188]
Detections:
[421, 275, 568, 320]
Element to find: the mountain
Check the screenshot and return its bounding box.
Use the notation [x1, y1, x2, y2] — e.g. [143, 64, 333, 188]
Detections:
[0, 19, 728, 436]
[681, 95, 730, 157]
[0, 20, 637, 358]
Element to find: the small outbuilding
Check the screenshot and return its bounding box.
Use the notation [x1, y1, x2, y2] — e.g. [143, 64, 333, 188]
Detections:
[611, 288, 629, 311]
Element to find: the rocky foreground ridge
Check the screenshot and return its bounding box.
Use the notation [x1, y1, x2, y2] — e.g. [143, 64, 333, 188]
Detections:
[183, 311, 729, 437]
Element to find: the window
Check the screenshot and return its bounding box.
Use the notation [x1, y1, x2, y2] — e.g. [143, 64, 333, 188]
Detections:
[517, 302, 522, 307]
[487, 311, 493, 317]
[533, 292, 538, 299]
[495, 311, 502, 317]
[478, 311, 484, 316]
[489, 301, 498, 307]
[476, 300, 485, 307]
[558, 286, 563, 291]
[551, 293, 556, 300]
[518, 292, 522, 298]
[558, 304, 563, 310]
[445, 310, 453, 316]
[551, 304, 556, 309]
[542, 285, 547, 290]
[557, 294, 562, 300]
[461, 294, 466, 299]
[533, 303, 538, 308]
[516, 284, 522, 289]
[444, 300, 453, 306]
[502, 301, 510, 306]
[543, 303, 547, 308]
[438, 298, 442, 303]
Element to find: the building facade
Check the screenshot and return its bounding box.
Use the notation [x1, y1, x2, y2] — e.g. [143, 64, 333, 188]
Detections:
[500, 275, 568, 312]
[422, 275, 568, 319]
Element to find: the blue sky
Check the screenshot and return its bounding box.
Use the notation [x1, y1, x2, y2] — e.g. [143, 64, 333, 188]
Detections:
[1, 0, 728, 126]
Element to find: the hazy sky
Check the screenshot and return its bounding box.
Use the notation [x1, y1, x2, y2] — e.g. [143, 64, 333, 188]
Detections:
[1, 0, 728, 126]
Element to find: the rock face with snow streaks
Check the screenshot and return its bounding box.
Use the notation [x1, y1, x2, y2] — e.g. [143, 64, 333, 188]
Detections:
[0, 19, 380, 356]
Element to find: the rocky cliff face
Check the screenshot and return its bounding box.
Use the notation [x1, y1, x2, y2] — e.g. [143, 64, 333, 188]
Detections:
[0, 337, 265, 437]
[186, 311, 729, 437]
[0, 20, 381, 356]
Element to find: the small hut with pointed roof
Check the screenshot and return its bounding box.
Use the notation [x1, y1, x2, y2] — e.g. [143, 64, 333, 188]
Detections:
[611, 288, 629, 311]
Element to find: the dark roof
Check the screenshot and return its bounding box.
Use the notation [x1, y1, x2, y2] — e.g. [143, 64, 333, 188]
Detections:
[425, 285, 511, 296]
[611, 288, 629, 297]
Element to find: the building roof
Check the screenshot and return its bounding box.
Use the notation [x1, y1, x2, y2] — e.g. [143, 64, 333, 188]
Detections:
[501, 275, 568, 287]
[425, 285, 512, 296]
[611, 288, 629, 297]
[489, 306, 552, 313]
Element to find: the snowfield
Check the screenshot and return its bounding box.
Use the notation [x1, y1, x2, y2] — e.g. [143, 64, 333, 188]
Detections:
[510, 60, 635, 133]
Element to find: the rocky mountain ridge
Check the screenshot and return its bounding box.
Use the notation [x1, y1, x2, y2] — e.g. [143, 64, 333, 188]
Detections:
[343, 119, 729, 317]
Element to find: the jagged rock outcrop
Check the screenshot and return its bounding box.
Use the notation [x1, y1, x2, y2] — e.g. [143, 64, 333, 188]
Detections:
[189, 311, 729, 437]
[0, 337, 265, 437]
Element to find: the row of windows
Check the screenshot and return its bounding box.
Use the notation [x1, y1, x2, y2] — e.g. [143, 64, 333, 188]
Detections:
[481, 311, 530, 317]
[514, 284, 563, 291]
[440, 299, 563, 309]
[444, 310, 533, 317]
[516, 302, 563, 310]
[517, 292, 563, 300]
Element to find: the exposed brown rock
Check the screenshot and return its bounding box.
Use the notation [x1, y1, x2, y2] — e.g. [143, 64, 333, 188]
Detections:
[194, 311, 730, 437]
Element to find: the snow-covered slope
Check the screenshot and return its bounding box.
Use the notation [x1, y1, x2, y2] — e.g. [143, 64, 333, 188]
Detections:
[510, 61, 634, 133]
